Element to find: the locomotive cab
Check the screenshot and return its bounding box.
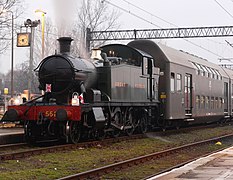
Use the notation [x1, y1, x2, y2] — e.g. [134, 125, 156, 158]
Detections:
[99, 44, 160, 102]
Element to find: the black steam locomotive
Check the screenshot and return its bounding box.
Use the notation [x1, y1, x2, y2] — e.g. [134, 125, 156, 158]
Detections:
[2, 37, 160, 143]
[2, 37, 232, 143]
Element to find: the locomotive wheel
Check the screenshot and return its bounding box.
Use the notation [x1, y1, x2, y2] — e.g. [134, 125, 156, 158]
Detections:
[95, 129, 106, 140]
[140, 116, 148, 134]
[24, 120, 36, 144]
[124, 108, 134, 136]
[111, 107, 122, 137]
[69, 121, 81, 144]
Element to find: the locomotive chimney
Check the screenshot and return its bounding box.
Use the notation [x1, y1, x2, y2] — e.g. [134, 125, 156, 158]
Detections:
[57, 37, 73, 54]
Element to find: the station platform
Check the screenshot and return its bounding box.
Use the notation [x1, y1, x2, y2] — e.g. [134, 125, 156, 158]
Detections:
[0, 127, 24, 144]
[149, 146, 233, 180]
[0, 127, 23, 136]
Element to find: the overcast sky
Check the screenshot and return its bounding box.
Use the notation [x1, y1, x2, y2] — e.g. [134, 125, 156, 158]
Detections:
[0, 0, 233, 74]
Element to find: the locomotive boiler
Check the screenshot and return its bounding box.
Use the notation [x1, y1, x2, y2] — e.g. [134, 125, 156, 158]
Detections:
[37, 37, 96, 104]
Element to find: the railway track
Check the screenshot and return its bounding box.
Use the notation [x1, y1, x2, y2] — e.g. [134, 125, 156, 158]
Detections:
[0, 134, 145, 161]
[58, 133, 233, 180]
[0, 142, 27, 151]
[0, 123, 229, 161]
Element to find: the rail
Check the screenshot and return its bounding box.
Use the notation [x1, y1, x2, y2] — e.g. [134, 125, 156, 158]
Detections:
[58, 133, 233, 180]
[0, 134, 145, 161]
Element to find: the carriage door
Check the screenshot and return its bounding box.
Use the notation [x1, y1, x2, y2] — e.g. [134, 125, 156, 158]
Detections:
[224, 82, 229, 115]
[184, 74, 193, 115]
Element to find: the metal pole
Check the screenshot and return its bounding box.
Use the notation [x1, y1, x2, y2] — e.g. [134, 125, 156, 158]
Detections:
[10, 12, 14, 104]
[28, 27, 35, 100]
[4, 94, 6, 112]
[86, 28, 91, 53]
[35, 9, 46, 59]
[41, 13, 45, 59]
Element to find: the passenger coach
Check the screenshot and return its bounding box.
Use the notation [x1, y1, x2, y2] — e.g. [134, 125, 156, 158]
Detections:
[129, 40, 233, 127]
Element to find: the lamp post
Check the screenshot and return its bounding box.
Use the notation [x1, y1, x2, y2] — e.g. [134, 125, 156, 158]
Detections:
[10, 11, 14, 104]
[35, 9, 46, 59]
[2, 9, 14, 105]
[5, 10, 14, 104]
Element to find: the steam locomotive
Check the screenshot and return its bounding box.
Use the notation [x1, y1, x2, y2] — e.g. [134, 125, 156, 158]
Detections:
[2, 37, 232, 143]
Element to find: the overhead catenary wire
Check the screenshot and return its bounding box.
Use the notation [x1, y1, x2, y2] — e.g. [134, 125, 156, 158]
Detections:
[121, 0, 177, 27]
[2, 1, 231, 60]
[225, 40, 233, 48]
[213, 0, 233, 52]
[121, 0, 233, 50]
[124, 0, 231, 58]
[214, 0, 233, 19]
[102, 0, 161, 28]
[102, 0, 226, 59]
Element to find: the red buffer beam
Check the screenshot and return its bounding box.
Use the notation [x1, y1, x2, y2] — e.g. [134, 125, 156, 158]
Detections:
[89, 26, 233, 41]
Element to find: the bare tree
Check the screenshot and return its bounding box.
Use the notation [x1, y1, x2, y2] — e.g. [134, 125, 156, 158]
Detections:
[3, 61, 39, 94]
[0, 0, 24, 54]
[72, 0, 120, 58]
[35, 0, 119, 60]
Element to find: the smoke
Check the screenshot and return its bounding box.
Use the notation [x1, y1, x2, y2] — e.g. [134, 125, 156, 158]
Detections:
[53, 0, 91, 58]
[53, 0, 78, 37]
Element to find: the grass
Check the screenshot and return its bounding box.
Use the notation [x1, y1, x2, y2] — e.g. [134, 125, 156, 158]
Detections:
[0, 138, 168, 179]
[0, 125, 232, 179]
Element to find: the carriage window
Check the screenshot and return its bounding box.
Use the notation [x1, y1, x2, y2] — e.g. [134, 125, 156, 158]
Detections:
[215, 97, 218, 109]
[211, 97, 215, 109]
[232, 84, 233, 110]
[142, 57, 148, 75]
[205, 67, 212, 78]
[196, 64, 204, 76]
[202, 66, 209, 78]
[213, 69, 219, 80]
[215, 70, 222, 80]
[177, 74, 182, 91]
[217, 71, 222, 80]
[208, 68, 214, 79]
[191, 62, 199, 75]
[201, 96, 205, 108]
[200, 65, 207, 77]
[171, 72, 175, 92]
[206, 96, 210, 109]
[219, 98, 222, 109]
[210, 68, 217, 79]
[196, 95, 200, 109]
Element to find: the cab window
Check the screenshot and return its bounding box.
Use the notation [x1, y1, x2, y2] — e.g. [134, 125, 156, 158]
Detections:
[171, 72, 175, 92]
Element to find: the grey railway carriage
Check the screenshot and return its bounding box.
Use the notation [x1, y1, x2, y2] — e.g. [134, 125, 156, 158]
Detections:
[129, 40, 233, 127]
